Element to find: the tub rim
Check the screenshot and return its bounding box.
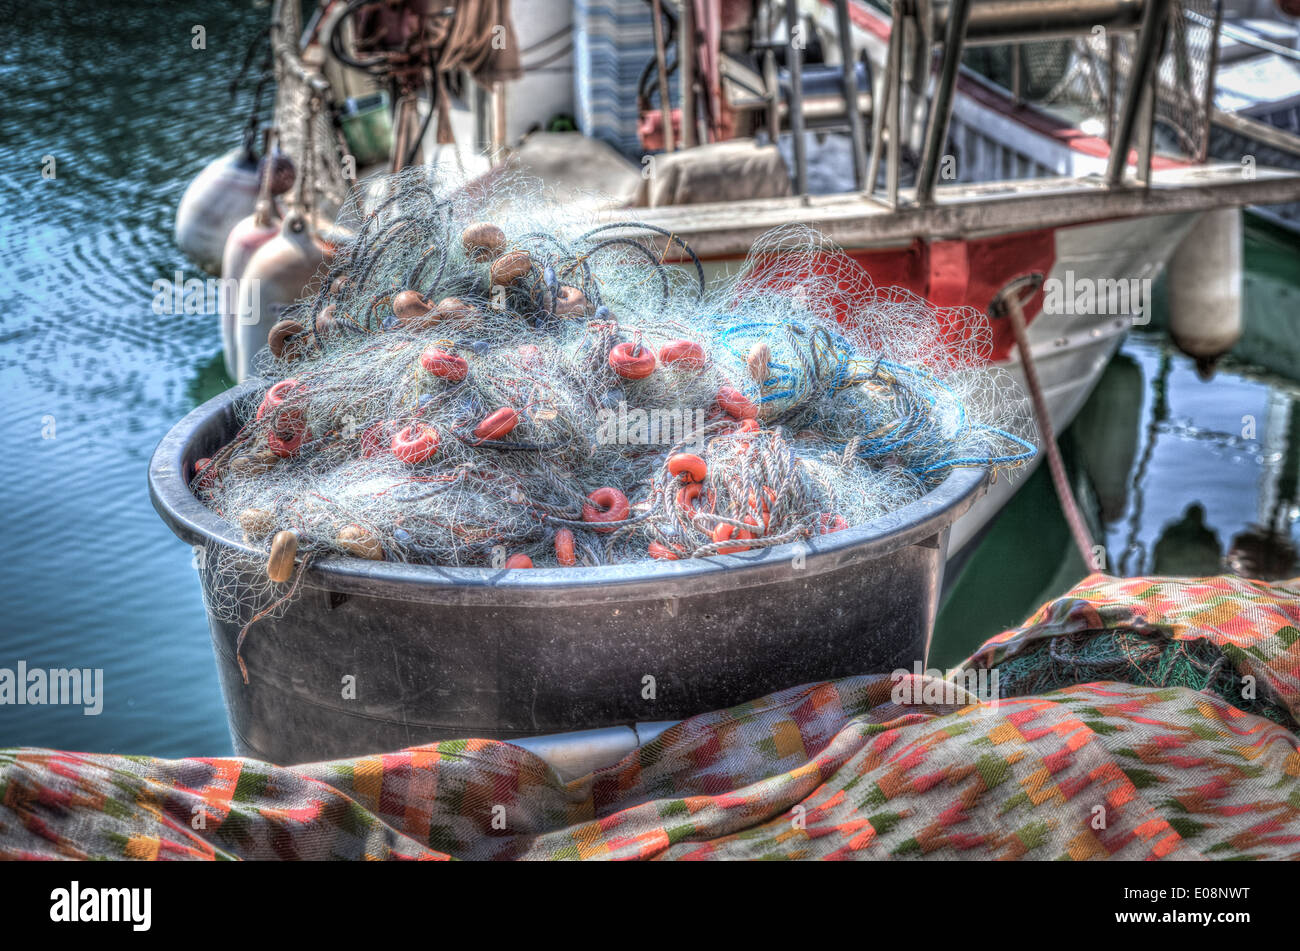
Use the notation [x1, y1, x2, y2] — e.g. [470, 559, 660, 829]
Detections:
[149, 380, 989, 606]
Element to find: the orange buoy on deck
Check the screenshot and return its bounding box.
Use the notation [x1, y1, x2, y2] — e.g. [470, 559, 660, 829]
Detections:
[717, 385, 758, 420]
[659, 339, 706, 370]
[667, 453, 707, 482]
[420, 347, 468, 382]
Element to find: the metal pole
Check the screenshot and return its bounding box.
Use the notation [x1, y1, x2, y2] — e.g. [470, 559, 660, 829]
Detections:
[1106, 0, 1171, 186]
[786, 0, 807, 196]
[887, 2, 903, 207]
[1135, 77, 1154, 185]
[915, 0, 972, 206]
[492, 81, 506, 165]
[651, 0, 675, 152]
[1106, 35, 1117, 143]
[834, 0, 868, 190]
[1011, 44, 1023, 105]
[764, 48, 780, 142]
[679, 0, 697, 148]
[1198, 0, 1223, 164]
[865, 25, 895, 198]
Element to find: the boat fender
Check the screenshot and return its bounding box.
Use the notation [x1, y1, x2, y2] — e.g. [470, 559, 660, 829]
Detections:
[175, 147, 261, 273]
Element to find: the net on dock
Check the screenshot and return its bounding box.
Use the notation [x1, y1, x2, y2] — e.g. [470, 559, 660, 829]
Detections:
[191, 168, 1036, 642]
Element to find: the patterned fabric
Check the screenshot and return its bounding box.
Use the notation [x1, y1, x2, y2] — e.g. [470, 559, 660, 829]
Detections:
[3, 574, 1300, 861]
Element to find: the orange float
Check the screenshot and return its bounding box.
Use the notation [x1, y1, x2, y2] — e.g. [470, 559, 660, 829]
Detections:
[582, 487, 630, 532]
[554, 528, 577, 566]
[648, 541, 682, 560]
[391, 423, 440, 464]
[667, 453, 707, 483]
[716, 385, 758, 420]
[474, 407, 519, 441]
[608, 341, 656, 380]
[713, 516, 759, 554]
[266, 419, 308, 458]
[658, 339, 706, 370]
[420, 347, 468, 382]
[819, 513, 850, 534]
[256, 378, 300, 420]
[676, 482, 703, 514]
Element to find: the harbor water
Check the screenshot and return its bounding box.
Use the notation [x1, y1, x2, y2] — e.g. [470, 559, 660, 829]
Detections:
[2, 1, 1298, 757]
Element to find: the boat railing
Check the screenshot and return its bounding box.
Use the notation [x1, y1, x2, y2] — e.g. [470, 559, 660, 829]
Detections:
[1185, 7, 1300, 65]
[861, 0, 1251, 205]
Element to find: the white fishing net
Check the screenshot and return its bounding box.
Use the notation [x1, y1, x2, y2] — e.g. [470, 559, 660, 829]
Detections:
[191, 167, 1037, 657]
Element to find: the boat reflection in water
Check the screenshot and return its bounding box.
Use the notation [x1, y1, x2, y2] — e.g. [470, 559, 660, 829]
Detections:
[935, 224, 1300, 665]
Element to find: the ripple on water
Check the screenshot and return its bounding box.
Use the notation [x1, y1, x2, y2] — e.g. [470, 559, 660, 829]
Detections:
[1, 1, 265, 756]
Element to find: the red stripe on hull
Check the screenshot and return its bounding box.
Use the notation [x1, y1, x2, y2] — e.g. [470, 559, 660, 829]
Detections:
[844, 228, 1056, 362]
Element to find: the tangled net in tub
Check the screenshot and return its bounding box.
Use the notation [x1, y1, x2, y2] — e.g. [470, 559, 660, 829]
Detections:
[191, 168, 1036, 663]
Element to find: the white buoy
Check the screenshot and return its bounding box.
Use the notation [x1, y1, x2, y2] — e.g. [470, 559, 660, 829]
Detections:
[219, 199, 281, 378]
[1167, 207, 1243, 376]
[175, 148, 262, 274]
[233, 211, 330, 381]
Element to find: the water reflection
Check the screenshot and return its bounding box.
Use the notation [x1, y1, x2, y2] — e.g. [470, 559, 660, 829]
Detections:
[934, 306, 1300, 668]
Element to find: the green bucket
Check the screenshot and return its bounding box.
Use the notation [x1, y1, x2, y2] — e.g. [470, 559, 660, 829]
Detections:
[339, 93, 394, 168]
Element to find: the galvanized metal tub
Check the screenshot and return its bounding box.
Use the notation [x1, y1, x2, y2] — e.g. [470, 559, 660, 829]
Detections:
[149, 383, 987, 765]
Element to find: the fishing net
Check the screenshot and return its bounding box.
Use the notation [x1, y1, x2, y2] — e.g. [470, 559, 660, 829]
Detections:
[980, 627, 1299, 730]
[190, 167, 1036, 661]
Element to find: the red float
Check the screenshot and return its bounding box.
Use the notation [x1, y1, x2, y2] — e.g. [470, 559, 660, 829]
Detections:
[391, 424, 440, 464]
[474, 407, 519, 441]
[648, 541, 681, 560]
[658, 339, 706, 370]
[420, 347, 468, 382]
[667, 453, 707, 483]
[257, 378, 300, 420]
[582, 487, 630, 532]
[266, 419, 308, 458]
[713, 516, 759, 554]
[608, 341, 657, 380]
[717, 385, 758, 419]
[554, 528, 577, 567]
[819, 513, 850, 534]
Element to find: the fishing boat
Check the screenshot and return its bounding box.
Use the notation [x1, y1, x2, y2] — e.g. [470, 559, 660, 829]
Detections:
[176, 0, 1300, 562]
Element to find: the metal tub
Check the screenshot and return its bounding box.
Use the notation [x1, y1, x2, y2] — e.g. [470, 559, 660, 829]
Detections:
[149, 384, 986, 765]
